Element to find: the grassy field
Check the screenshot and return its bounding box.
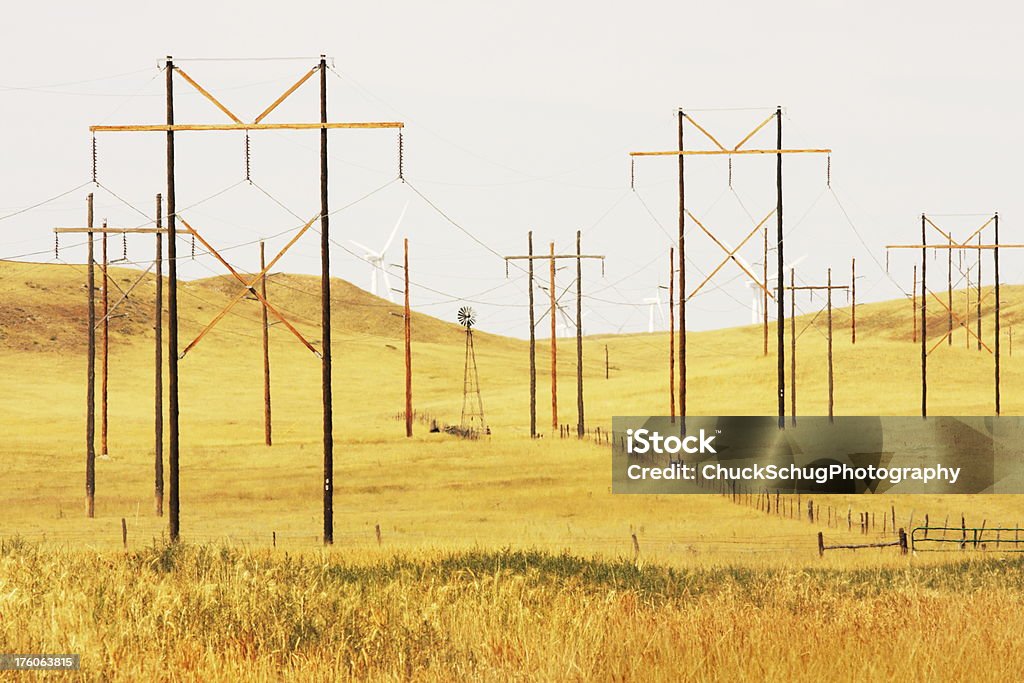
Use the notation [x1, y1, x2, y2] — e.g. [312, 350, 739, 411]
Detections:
[2, 542, 1023, 681]
[1, 260, 1023, 680]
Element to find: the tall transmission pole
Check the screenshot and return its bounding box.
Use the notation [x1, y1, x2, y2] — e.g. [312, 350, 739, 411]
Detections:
[86, 194, 96, 518]
[154, 194, 163, 516]
[260, 241, 272, 446]
[630, 107, 830, 430]
[90, 55, 403, 543]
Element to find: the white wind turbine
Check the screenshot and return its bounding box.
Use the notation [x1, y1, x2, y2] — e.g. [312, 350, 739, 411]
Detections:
[556, 306, 591, 337]
[643, 288, 667, 333]
[349, 201, 408, 302]
[745, 252, 808, 323]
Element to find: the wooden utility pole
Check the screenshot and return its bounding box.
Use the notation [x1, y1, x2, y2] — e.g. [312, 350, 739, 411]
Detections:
[776, 275, 848, 423]
[86, 194, 95, 518]
[669, 247, 675, 421]
[851, 258, 856, 344]
[763, 225, 769, 355]
[948, 238, 953, 346]
[319, 55, 334, 545]
[575, 231, 584, 438]
[550, 242, 557, 431]
[260, 241, 272, 446]
[966, 267, 971, 350]
[166, 55, 180, 543]
[995, 213, 1000, 415]
[155, 194, 163, 516]
[605, 344, 609, 380]
[978, 232, 983, 351]
[528, 232, 536, 437]
[828, 268, 834, 421]
[775, 106, 785, 429]
[790, 268, 796, 426]
[677, 111, 686, 426]
[912, 265, 917, 343]
[404, 238, 412, 438]
[101, 225, 109, 457]
[920, 214, 927, 418]
[504, 241, 604, 435]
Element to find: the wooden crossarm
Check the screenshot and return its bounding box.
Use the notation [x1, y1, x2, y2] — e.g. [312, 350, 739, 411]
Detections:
[505, 254, 605, 261]
[91, 122, 404, 132]
[631, 148, 830, 157]
[54, 227, 166, 234]
[886, 244, 1024, 250]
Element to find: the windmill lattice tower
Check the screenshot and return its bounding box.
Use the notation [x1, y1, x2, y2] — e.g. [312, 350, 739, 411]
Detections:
[458, 306, 486, 432]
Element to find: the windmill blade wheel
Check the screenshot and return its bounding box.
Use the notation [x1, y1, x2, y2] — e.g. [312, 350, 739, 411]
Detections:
[457, 306, 476, 329]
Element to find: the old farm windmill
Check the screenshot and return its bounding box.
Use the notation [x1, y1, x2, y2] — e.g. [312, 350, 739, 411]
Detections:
[458, 306, 486, 432]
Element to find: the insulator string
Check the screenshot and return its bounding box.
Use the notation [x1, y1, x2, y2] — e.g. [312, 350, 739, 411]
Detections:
[398, 130, 404, 182]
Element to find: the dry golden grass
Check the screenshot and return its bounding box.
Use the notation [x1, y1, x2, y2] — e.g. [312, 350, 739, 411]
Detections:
[1, 261, 1023, 680]
[1, 541, 1023, 682]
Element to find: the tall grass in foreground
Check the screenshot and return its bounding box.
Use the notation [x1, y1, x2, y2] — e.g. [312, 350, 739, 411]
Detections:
[1, 540, 1023, 681]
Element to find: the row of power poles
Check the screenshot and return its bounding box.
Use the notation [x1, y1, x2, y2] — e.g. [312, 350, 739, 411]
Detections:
[505, 231, 604, 438]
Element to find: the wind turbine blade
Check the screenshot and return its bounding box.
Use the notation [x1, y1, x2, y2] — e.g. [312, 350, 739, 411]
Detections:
[786, 254, 809, 269]
[381, 201, 409, 254]
[349, 239, 377, 257]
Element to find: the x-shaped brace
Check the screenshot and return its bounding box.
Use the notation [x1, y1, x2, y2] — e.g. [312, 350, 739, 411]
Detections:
[686, 209, 776, 300]
[176, 65, 320, 127]
[925, 215, 994, 249]
[179, 213, 321, 359]
[926, 289, 992, 355]
[685, 111, 778, 153]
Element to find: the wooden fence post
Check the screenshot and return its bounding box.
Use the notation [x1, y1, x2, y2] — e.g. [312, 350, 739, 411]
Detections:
[899, 528, 908, 554]
[818, 531, 825, 557]
[121, 518, 127, 551]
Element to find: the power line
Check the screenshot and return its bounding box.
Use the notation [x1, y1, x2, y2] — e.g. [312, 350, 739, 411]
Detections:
[0, 181, 93, 223]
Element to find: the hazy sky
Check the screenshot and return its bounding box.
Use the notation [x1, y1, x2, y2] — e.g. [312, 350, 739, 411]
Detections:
[2, 1, 1021, 338]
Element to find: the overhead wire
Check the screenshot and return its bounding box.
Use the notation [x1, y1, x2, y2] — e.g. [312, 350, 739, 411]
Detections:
[0, 181, 93, 223]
